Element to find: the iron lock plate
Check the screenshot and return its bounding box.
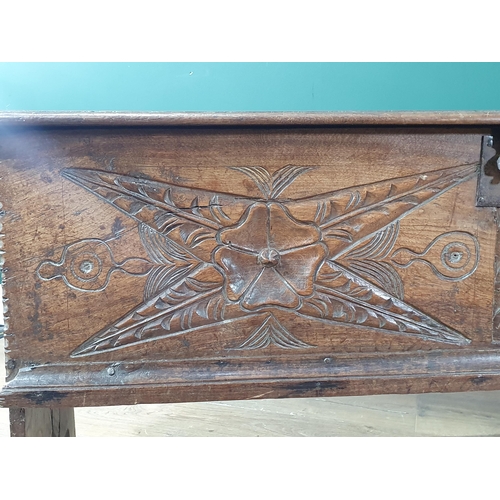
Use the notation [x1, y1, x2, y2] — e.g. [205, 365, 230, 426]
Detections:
[477, 133, 500, 207]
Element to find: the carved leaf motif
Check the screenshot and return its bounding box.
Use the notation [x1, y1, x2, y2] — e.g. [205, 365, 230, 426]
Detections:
[111, 177, 220, 229]
[139, 223, 198, 299]
[302, 287, 462, 343]
[323, 228, 353, 242]
[139, 223, 199, 265]
[344, 223, 400, 261]
[237, 315, 314, 350]
[144, 266, 192, 301]
[160, 294, 222, 332]
[346, 260, 405, 300]
[61, 168, 254, 261]
[345, 190, 363, 211]
[208, 195, 231, 223]
[231, 166, 273, 198]
[196, 294, 226, 320]
[71, 266, 226, 356]
[178, 224, 214, 247]
[337, 223, 404, 299]
[286, 163, 477, 259]
[310, 262, 469, 345]
[152, 277, 221, 309]
[233, 165, 313, 199]
[271, 165, 312, 198]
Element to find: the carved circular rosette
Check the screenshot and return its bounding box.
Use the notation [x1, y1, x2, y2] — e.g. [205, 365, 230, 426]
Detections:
[213, 201, 328, 312]
[37, 239, 117, 291]
[37, 238, 152, 292]
[390, 231, 480, 281]
[441, 242, 471, 271]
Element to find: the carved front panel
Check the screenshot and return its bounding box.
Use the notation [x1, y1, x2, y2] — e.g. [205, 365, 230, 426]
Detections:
[0, 126, 497, 405]
[37, 163, 478, 355]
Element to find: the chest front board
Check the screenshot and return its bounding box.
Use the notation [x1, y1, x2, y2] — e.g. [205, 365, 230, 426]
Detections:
[1, 125, 499, 407]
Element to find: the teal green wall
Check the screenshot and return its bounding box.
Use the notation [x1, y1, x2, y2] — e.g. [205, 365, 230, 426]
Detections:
[0, 63, 499, 111]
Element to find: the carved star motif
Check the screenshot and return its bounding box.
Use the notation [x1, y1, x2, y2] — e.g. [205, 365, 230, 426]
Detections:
[60, 162, 477, 357]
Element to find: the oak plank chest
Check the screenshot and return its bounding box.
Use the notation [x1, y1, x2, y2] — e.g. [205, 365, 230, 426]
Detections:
[1, 112, 500, 436]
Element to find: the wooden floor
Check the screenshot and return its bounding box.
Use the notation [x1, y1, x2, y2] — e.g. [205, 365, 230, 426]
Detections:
[1, 347, 500, 436]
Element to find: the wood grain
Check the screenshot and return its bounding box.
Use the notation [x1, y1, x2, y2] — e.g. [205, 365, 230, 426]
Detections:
[1, 116, 499, 411]
[0, 111, 500, 128]
[3, 347, 500, 437]
[9, 407, 75, 437]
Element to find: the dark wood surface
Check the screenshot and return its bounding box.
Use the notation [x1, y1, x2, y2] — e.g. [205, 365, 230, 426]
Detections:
[1, 114, 499, 411]
[4, 339, 500, 437]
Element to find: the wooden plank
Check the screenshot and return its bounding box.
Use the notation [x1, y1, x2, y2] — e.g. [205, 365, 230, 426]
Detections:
[9, 407, 75, 437]
[2, 369, 500, 408]
[3, 340, 500, 436]
[0, 111, 499, 128]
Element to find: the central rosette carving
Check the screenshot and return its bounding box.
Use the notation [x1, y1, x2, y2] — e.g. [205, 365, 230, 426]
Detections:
[258, 248, 280, 267]
[214, 202, 328, 311]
